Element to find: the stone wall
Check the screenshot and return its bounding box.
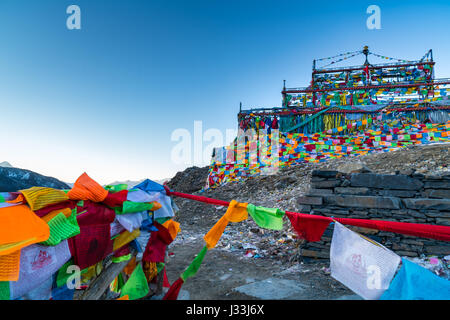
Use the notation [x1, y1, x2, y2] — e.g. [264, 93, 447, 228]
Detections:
[297, 170, 450, 259]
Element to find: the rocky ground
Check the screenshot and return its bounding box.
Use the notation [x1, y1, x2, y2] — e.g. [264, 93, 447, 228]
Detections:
[160, 143, 450, 300]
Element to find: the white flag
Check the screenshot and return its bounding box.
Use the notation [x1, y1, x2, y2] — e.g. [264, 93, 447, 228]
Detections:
[10, 240, 71, 299]
[330, 222, 401, 300]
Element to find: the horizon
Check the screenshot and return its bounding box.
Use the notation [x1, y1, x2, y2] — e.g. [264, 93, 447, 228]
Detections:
[0, 0, 449, 185]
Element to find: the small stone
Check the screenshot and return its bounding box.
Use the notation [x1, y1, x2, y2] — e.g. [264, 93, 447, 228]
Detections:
[297, 196, 323, 205]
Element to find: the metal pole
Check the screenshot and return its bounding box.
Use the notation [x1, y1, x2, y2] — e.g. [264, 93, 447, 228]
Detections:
[363, 45, 369, 65]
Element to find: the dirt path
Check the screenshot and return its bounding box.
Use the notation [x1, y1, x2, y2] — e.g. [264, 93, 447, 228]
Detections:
[164, 238, 355, 300]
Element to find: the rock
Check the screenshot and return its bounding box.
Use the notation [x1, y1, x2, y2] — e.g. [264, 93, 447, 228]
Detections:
[423, 181, 450, 189]
[311, 180, 341, 189]
[306, 188, 334, 196]
[402, 198, 450, 211]
[297, 196, 323, 205]
[312, 170, 339, 178]
[233, 278, 308, 300]
[394, 250, 418, 257]
[424, 245, 450, 255]
[436, 218, 450, 226]
[323, 195, 401, 209]
[334, 187, 370, 195]
[378, 190, 417, 198]
[423, 211, 450, 218]
[341, 179, 351, 187]
[301, 249, 329, 259]
[350, 173, 424, 190]
[392, 243, 413, 251]
[337, 162, 372, 174]
[398, 168, 416, 176]
[406, 210, 427, 219]
[422, 189, 450, 199]
[347, 226, 379, 235]
[274, 176, 297, 189]
[297, 205, 312, 213]
[401, 239, 424, 246]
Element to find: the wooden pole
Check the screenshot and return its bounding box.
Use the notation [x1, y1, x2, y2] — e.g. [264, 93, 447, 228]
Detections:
[79, 249, 137, 300]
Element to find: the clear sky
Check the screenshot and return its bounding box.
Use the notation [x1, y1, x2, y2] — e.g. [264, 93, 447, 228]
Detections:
[0, 0, 449, 184]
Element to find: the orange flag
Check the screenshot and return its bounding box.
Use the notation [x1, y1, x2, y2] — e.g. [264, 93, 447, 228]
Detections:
[204, 200, 248, 249]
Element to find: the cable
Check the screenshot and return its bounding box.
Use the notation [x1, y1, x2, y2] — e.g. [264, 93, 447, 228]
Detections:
[164, 186, 450, 242]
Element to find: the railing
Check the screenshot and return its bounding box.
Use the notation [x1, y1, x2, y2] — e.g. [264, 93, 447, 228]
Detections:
[313, 60, 433, 73]
[238, 103, 450, 116]
[284, 78, 450, 93]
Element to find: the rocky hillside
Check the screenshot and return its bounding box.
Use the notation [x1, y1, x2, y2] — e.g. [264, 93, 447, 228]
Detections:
[166, 166, 210, 193]
[0, 166, 70, 192]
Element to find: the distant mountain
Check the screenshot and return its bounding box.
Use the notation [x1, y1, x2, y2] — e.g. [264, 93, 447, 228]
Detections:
[0, 161, 13, 168]
[0, 166, 70, 192]
[105, 178, 171, 188]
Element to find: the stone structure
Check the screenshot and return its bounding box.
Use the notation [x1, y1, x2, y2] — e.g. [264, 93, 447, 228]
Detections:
[297, 170, 450, 258]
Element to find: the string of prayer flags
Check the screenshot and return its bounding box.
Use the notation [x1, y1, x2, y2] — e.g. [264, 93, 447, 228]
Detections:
[207, 119, 450, 189]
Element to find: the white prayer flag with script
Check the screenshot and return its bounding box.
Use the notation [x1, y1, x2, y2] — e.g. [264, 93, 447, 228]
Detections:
[330, 222, 401, 300]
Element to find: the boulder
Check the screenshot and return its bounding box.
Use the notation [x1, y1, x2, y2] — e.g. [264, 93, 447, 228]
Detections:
[350, 173, 423, 190]
[323, 195, 401, 209]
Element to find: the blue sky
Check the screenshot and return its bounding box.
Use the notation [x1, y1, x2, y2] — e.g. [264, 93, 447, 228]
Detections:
[0, 0, 449, 184]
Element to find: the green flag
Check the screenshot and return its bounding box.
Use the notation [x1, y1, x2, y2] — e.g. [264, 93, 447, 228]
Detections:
[115, 201, 154, 215]
[181, 246, 208, 282]
[56, 259, 79, 288]
[105, 184, 128, 193]
[247, 204, 285, 230]
[0, 282, 10, 300]
[40, 210, 80, 246]
[120, 263, 149, 300]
